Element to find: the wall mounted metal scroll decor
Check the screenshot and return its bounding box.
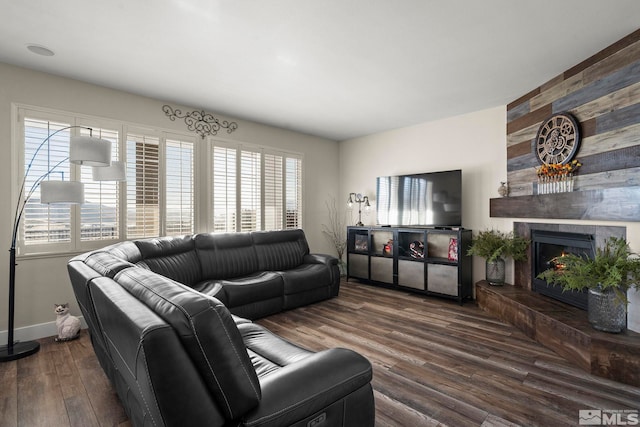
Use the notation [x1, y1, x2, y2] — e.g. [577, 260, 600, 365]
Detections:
[162, 105, 238, 138]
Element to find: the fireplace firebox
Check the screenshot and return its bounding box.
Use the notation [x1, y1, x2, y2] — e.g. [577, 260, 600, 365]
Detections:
[531, 230, 595, 310]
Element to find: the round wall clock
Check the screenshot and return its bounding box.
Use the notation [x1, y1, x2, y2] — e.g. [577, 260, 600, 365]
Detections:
[535, 112, 581, 165]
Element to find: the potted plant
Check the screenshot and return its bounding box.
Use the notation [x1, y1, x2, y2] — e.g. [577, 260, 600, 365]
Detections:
[537, 237, 640, 333]
[467, 229, 529, 285]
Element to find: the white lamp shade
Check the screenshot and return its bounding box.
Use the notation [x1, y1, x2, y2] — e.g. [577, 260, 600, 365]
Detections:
[40, 181, 84, 204]
[70, 136, 112, 167]
[92, 161, 126, 181]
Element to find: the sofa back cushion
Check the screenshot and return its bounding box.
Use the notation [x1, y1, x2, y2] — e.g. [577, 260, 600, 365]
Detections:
[252, 229, 310, 271]
[135, 235, 202, 286]
[102, 241, 143, 263]
[114, 267, 261, 420]
[195, 232, 259, 279]
[83, 251, 136, 279]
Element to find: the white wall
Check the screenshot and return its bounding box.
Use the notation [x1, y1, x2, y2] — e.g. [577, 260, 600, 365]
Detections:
[0, 63, 340, 339]
[339, 105, 640, 332]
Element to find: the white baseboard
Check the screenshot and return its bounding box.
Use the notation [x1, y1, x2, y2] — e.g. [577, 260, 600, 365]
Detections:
[0, 316, 87, 343]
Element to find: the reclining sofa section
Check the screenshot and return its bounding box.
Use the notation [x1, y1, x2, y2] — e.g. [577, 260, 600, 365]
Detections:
[68, 229, 374, 427]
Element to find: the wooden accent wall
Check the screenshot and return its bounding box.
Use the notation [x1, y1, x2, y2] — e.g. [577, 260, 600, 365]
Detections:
[506, 29, 640, 197]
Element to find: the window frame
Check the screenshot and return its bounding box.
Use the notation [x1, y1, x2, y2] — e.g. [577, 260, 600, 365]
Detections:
[13, 105, 302, 257]
[208, 137, 304, 233]
[13, 105, 199, 257]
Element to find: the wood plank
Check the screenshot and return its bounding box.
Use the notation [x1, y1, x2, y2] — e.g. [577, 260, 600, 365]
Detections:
[506, 139, 531, 160]
[490, 187, 640, 222]
[574, 80, 640, 124]
[528, 71, 584, 112]
[507, 121, 538, 147]
[17, 364, 69, 427]
[507, 87, 539, 113]
[506, 104, 551, 135]
[572, 28, 640, 82]
[553, 60, 640, 113]
[0, 355, 18, 427]
[579, 122, 640, 158]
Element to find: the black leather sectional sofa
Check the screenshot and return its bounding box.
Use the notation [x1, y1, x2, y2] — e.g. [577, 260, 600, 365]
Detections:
[67, 229, 374, 427]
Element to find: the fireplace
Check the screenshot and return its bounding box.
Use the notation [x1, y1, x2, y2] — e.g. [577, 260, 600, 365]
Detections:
[531, 230, 595, 310]
[513, 222, 626, 302]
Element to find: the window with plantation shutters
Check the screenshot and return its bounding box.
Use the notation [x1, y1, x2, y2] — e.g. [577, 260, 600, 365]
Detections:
[240, 150, 261, 231]
[212, 146, 237, 232]
[264, 153, 283, 231]
[22, 117, 74, 245]
[126, 133, 160, 238]
[285, 156, 302, 229]
[210, 141, 302, 232]
[79, 126, 120, 241]
[17, 106, 302, 256]
[165, 137, 194, 235]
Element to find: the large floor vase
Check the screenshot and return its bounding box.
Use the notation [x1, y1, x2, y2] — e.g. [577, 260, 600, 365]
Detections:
[588, 286, 626, 333]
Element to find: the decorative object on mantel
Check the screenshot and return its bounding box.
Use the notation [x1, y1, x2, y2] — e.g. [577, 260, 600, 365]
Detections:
[535, 112, 581, 166]
[347, 193, 370, 226]
[162, 105, 238, 138]
[498, 182, 509, 197]
[537, 237, 640, 333]
[467, 229, 529, 286]
[536, 159, 581, 194]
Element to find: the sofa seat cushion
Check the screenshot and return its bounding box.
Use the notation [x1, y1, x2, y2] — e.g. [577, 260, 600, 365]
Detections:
[238, 323, 313, 378]
[199, 272, 284, 308]
[279, 264, 331, 295]
[243, 348, 374, 427]
[113, 267, 262, 420]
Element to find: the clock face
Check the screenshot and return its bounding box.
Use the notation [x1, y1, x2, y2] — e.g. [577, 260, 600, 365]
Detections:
[535, 113, 580, 165]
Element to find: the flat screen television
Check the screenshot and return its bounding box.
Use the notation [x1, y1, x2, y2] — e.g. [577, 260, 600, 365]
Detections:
[376, 169, 462, 227]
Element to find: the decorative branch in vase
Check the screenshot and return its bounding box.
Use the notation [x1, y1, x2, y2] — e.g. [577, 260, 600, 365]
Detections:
[322, 196, 347, 275]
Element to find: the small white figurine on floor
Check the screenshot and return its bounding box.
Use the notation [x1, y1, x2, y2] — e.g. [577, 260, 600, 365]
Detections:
[54, 303, 81, 342]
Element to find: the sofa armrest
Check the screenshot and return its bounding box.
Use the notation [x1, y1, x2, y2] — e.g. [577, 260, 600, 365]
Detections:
[243, 348, 372, 427]
[303, 253, 338, 266]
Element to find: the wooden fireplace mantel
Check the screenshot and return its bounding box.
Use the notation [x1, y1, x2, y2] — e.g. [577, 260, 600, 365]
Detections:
[490, 187, 640, 222]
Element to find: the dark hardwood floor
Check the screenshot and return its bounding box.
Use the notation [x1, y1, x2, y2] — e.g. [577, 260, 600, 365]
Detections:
[2, 280, 639, 426]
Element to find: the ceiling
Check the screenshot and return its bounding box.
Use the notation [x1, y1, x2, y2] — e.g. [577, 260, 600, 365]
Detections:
[1, 1, 639, 141]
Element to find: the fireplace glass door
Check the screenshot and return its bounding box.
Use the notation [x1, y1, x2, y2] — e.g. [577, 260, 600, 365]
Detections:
[531, 230, 595, 310]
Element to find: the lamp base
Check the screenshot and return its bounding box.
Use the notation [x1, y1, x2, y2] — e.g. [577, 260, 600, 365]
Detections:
[0, 340, 40, 362]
